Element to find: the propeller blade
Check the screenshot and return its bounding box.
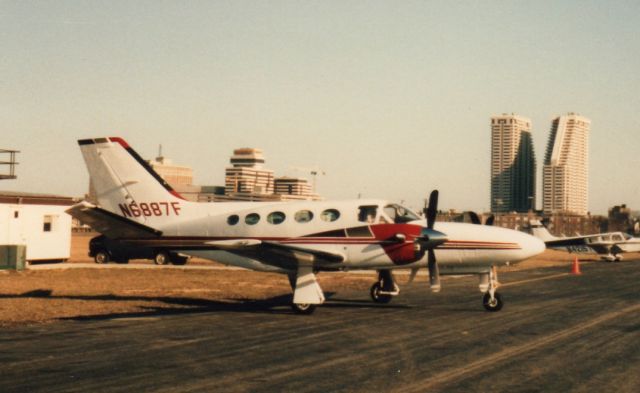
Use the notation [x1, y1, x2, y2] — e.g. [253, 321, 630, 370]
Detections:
[408, 268, 418, 284]
[467, 211, 481, 225]
[426, 190, 438, 230]
[427, 249, 441, 292]
[485, 214, 495, 226]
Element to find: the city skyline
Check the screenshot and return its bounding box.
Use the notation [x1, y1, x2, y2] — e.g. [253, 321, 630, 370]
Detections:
[2, 1, 640, 214]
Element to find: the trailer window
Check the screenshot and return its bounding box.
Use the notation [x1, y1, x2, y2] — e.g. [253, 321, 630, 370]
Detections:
[43, 215, 54, 232]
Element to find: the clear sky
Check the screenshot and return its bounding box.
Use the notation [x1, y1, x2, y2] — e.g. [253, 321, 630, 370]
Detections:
[2, 1, 639, 214]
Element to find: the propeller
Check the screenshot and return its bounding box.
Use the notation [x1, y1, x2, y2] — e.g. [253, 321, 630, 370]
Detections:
[467, 211, 482, 225]
[485, 214, 495, 226]
[415, 190, 447, 292]
[467, 211, 494, 226]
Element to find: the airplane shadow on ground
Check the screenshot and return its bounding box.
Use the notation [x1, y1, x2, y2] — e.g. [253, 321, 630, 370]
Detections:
[0, 289, 411, 322]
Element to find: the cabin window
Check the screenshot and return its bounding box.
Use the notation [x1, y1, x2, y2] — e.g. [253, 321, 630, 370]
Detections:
[245, 213, 260, 225]
[227, 215, 239, 225]
[320, 209, 340, 222]
[267, 211, 286, 225]
[43, 215, 54, 232]
[358, 205, 378, 223]
[14, 211, 19, 218]
[294, 210, 314, 223]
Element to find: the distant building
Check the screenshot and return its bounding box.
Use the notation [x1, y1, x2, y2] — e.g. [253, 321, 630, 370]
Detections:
[90, 145, 322, 203]
[608, 204, 636, 233]
[274, 177, 314, 197]
[0, 192, 74, 261]
[543, 113, 590, 215]
[147, 152, 203, 202]
[225, 148, 274, 195]
[148, 156, 194, 188]
[490, 114, 536, 213]
[220, 148, 321, 201]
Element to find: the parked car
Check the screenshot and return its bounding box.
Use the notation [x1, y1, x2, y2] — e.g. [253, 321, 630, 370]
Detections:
[88, 235, 189, 265]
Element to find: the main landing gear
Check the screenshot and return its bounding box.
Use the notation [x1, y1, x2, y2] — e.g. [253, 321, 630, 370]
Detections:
[479, 266, 503, 312]
[603, 254, 623, 262]
[370, 270, 400, 304]
[288, 265, 325, 315]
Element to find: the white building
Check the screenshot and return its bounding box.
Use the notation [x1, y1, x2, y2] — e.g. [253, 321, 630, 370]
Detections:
[543, 113, 590, 215]
[490, 114, 536, 213]
[0, 192, 74, 261]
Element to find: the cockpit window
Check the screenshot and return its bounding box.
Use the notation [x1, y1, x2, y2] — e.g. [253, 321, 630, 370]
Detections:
[357, 205, 378, 223]
[383, 204, 420, 224]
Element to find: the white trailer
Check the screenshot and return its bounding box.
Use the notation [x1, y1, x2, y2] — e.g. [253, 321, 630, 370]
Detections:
[0, 192, 74, 262]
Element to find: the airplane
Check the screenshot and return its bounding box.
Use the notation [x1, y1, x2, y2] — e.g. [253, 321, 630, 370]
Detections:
[67, 137, 545, 314]
[529, 220, 640, 261]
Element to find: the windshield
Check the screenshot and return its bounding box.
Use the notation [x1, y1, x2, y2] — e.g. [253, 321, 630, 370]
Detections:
[383, 204, 420, 224]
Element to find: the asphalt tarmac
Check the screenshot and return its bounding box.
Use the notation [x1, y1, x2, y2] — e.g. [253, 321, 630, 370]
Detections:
[1, 260, 639, 393]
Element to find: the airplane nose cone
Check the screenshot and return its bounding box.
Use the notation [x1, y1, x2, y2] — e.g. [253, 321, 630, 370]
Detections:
[520, 233, 546, 258]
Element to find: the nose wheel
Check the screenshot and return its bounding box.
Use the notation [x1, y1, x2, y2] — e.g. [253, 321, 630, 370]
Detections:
[370, 270, 399, 304]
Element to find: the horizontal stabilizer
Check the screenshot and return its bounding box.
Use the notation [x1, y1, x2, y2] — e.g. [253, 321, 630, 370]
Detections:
[66, 201, 162, 239]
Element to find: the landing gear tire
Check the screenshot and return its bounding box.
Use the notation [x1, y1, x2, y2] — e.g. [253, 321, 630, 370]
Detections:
[291, 303, 316, 315]
[370, 283, 393, 304]
[94, 251, 110, 264]
[154, 251, 170, 265]
[483, 292, 504, 312]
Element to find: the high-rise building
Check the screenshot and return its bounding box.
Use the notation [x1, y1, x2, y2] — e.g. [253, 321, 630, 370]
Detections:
[490, 114, 536, 213]
[542, 113, 590, 215]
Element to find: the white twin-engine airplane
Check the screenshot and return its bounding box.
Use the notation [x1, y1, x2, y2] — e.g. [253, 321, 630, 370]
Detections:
[67, 137, 545, 314]
[529, 220, 640, 262]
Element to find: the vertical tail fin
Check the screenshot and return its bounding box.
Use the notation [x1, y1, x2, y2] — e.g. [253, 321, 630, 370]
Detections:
[78, 137, 186, 224]
[528, 220, 556, 241]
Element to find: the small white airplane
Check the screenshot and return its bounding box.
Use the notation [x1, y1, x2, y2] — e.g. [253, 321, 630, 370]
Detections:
[529, 220, 640, 261]
[67, 137, 545, 314]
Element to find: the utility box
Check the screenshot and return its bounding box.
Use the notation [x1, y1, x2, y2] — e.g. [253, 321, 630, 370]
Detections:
[0, 245, 27, 270]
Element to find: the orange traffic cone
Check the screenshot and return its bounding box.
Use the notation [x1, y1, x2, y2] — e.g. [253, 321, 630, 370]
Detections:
[571, 256, 582, 275]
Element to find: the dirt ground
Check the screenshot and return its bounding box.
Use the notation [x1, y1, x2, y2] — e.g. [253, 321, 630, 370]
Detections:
[0, 233, 632, 326]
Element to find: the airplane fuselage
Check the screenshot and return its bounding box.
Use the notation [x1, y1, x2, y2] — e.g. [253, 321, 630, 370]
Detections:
[119, 198, 544, 273]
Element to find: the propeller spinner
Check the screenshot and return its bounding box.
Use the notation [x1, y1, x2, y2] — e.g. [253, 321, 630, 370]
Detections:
[416, 190, 448, 292]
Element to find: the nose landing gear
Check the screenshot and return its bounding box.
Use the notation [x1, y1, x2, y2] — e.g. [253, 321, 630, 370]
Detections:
[370, 270, 400, 304]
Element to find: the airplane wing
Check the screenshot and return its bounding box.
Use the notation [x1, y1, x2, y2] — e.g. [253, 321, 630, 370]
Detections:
[66, 202, 162, 238]
[109, 237, 345, 271]
[206, 240, 346, 269]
